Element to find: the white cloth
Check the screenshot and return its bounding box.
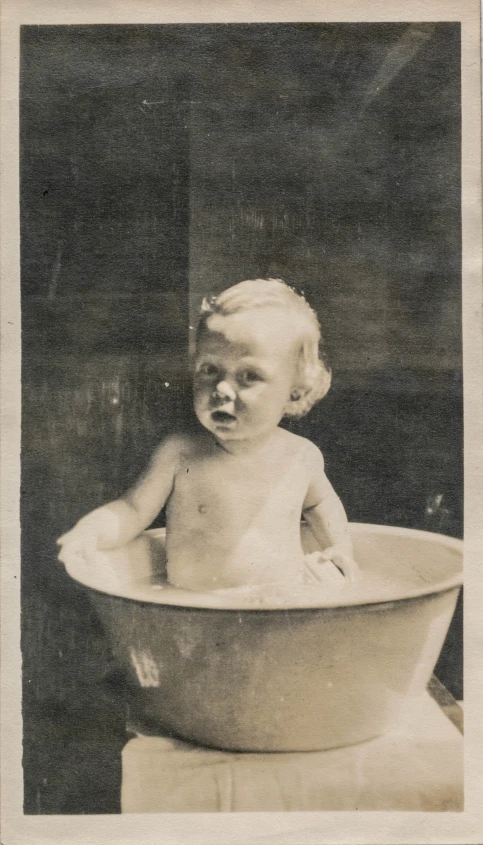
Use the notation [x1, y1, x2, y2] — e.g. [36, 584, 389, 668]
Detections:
[121, 693, 462, 812]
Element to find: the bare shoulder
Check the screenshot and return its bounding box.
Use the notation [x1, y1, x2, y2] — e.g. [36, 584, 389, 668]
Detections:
[277, 429, 324, 464]
[150, 429, 213, 468]
[150, 432, 198, 468]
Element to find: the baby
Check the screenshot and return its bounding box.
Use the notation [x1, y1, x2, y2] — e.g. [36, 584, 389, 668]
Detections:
[58, 279, 358, 591]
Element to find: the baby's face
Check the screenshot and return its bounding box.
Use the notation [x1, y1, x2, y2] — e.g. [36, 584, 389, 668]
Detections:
[193, 309, 299, 446]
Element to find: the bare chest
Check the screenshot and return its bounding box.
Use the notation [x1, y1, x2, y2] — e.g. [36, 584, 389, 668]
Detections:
[168, 448, 309, 525]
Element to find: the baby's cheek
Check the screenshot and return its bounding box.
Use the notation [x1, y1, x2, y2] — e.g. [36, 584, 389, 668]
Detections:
[193, 388, 210, 409]
[240, 384, 264, 404]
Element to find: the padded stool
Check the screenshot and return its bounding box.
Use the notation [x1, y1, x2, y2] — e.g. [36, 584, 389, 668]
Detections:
[121, 692, 463, 812]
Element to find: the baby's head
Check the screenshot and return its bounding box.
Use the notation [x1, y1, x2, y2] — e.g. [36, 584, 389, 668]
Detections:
[193, 279, 331, 442]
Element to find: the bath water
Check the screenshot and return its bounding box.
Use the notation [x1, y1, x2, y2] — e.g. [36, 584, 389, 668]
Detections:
[80, 528, 461, 610]
[127, 561, 436, 609]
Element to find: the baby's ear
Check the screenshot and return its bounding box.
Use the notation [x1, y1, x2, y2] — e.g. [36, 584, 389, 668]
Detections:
[285, 385, 309, 415]
[289, 386, 306, 403]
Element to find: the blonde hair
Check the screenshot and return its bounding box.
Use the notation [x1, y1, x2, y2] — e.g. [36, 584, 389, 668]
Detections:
[197, 278, 331, 417]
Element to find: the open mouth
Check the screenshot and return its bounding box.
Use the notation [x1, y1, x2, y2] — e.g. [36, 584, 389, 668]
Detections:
[211, 410, 236, 424]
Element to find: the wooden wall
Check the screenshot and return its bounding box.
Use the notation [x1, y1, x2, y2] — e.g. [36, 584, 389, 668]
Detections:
[188, 23, 461, 383]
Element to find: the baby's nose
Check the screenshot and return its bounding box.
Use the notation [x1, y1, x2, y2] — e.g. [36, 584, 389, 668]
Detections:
[214, 380, 236, 401]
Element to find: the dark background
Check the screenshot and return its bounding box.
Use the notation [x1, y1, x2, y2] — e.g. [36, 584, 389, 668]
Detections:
[21, 23, 462, 813]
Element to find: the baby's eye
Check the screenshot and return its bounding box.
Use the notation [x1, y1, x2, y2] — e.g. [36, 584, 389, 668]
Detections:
[239, 369, 262, 386]
[196, 362, 219, 378]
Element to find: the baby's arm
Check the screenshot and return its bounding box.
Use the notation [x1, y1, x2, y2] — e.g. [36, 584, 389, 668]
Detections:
[57, 435, 183, 562]
[302, 442, 358, 581]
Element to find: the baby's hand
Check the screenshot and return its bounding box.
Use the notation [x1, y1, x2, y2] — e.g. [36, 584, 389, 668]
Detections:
[57, 509, 108, 566]
[304, 553, 346, 585]
[319, 546, 360, 583]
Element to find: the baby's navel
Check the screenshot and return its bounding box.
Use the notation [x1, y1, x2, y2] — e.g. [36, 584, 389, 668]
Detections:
[198, 503, 208, 514]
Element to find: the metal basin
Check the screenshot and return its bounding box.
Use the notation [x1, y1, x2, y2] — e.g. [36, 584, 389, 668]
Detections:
[65, 523, 462, 752]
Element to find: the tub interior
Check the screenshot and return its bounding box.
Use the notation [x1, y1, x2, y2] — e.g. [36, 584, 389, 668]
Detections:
[65, 523, 462, 611]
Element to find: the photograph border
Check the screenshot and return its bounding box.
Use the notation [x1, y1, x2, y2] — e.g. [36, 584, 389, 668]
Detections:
[1, 1, 482, 843]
